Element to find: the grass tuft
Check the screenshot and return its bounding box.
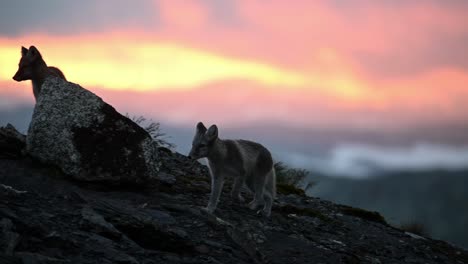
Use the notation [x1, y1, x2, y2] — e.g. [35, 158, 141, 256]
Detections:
[127, 115, 175, 149]
[274, 162, 315, 196]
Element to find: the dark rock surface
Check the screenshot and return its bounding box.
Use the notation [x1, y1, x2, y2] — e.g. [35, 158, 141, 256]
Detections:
[1, 132, 468, 264]
[26, 77, 160, 185]
[0, 124, 26, 159]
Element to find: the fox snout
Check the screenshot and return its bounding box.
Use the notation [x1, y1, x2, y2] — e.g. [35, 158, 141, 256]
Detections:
[188, 149, 197, 159]
[188, 148, 204, 160]
[12, 68, 28, 82]
[12, 72, 22, 81]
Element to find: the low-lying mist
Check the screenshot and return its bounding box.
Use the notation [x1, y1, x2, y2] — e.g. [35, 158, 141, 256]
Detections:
[278, 143, 468, 178]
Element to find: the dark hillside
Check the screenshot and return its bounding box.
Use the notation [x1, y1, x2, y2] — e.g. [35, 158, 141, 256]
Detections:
[1, 127, 468, 263]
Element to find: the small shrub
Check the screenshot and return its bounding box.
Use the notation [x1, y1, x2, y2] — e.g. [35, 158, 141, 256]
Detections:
[274, 162, 315, 195]
[275, 162, 307, 185]
[127, 115, 175, 149]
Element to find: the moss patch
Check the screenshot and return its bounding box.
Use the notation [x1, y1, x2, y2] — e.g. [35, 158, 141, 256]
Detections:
[339, 205, 387, 225]
[178, 174, 209, 186]
[277, 183, 305, 196]
[399, 222, 429, 237]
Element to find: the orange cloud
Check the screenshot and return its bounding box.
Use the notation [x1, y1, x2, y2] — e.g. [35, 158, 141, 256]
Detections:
[78, 72, 468, 132]
[0, 32, 376, 102]
[0, 34, 312, 92]
[1, 30, 468, 127]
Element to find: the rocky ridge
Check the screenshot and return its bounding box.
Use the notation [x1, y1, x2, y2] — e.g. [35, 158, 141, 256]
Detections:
[1, 124, 468, 264]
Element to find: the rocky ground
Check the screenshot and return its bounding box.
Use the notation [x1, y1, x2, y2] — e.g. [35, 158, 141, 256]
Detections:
[1, 127, 468, 264]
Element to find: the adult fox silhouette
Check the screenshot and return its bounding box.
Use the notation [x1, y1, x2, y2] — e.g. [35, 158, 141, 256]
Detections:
[12, 46, 66, 101]
[189, 122, 276, 216]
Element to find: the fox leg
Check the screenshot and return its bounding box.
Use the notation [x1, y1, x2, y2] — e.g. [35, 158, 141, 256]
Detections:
[262, 191, 273, 217]
[231, 174, 246, 203]
[262, 169, 275, 216]
[248, 173, 266, 210]
[206, 173, 225, 213]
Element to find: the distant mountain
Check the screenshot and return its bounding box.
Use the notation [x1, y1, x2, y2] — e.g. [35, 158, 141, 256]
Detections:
[0, 104, 33, 133]
[309, 169, 468, 249]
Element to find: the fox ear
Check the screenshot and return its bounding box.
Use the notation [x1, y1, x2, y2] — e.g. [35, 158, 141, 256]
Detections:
[28, 46, 40, 58]
[196, 122, 207, 134]
[21, 46, 28, 57]
[206, 125, 218, 141]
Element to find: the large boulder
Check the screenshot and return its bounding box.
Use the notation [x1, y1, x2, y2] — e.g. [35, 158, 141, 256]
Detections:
[26, 77, 160, 185]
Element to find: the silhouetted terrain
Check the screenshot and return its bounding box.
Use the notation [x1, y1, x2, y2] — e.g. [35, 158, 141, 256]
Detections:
[310, 170, 468, 249]
[2, 130, 468, 263]
[1, 77, 468, 263]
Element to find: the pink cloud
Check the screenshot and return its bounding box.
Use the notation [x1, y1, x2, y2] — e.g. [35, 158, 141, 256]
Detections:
[157, 0, 210, 30]
[115, 0, 467, 84]
[0, 82, 34, 107]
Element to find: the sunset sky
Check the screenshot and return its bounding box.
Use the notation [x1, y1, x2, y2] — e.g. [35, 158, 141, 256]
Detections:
[1, 0, 468, 175]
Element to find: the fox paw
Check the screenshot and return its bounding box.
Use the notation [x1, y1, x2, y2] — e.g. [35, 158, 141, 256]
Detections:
[248, 201, 259, 210]
[258, 208, 271, 217]
[201, 206, 215, 214]
[232, 194, 245, 203]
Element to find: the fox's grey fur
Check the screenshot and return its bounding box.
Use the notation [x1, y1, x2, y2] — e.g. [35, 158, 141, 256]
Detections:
[189, 122, 276, 216]
[12, 46, 66, 101]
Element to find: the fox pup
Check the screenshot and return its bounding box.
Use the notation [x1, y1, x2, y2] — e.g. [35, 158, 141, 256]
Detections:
[12, 46, 66, 101]
[189, 122, 276, 216]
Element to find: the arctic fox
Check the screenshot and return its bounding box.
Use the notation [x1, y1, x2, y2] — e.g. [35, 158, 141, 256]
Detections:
[12, 46, 66, 101]
[189, 122, 276, 216]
